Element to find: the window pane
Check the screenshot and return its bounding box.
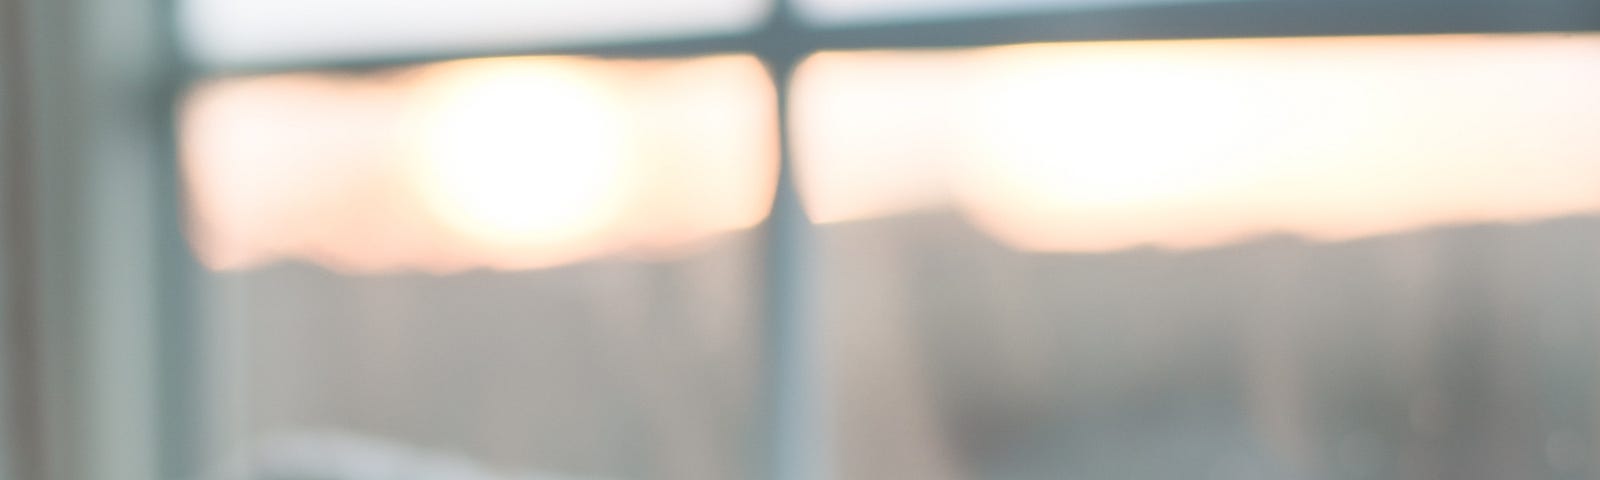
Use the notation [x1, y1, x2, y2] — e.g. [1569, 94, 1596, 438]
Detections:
[183, 55, 776, 272]
[181, 0, 771, 66]
[795, 0, 1235, 26]
[793, 34, 1600, 479]
[182, 55, 775, 480]
[793, 34, 1600, 249]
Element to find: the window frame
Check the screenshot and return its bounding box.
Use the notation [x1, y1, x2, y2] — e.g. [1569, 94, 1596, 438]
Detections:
[194, 0, 1600, 74]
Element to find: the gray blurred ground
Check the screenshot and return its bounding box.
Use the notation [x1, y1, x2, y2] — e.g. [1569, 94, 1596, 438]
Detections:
[219, 213, 1600, 480]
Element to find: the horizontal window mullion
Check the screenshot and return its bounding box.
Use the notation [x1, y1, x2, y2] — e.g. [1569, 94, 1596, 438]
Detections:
[190, 33, 762, 77]
[186, 0, 1600, 77]
[809, 0, 1600, 50]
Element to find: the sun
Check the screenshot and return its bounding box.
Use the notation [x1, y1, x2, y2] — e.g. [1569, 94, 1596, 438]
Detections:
[408, 59, 634, 249]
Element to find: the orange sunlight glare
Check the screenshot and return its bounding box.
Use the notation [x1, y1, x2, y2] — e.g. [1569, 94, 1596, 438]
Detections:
[793, 34, 1600, 251]
[182, 55, 777, 273]
[409, 61, 633, 250]
[185, 35, 1600, 271]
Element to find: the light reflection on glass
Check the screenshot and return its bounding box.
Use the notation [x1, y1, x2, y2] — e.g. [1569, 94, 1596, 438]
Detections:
[792, 34, 1600, 251]
[181, 54, 777, 273]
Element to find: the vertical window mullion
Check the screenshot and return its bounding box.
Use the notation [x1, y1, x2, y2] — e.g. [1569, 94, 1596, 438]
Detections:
[759, 4, 828, 480]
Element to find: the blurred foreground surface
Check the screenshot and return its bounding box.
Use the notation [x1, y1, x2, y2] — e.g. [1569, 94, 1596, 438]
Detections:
[220, 213, 1600, 480]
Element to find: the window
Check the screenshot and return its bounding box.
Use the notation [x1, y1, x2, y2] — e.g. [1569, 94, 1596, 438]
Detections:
[169, 0, 1600, 480]
[793, 35, 1600, 249]
[795, 35, 1600, 479]
[183, 56, 776, 272]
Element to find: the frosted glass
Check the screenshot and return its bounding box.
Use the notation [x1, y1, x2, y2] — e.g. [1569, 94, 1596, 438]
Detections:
[181, 0, 770, 66]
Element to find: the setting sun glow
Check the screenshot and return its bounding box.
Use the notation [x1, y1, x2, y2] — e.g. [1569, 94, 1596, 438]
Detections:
[181, 55, 776, 272]
[410, 60, 633, 251]
[794, 34, 1600, 251]
[183, 35, 1600, 272]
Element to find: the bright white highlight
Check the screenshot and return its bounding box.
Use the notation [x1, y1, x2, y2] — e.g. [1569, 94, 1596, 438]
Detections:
[411, 62, 632, 249]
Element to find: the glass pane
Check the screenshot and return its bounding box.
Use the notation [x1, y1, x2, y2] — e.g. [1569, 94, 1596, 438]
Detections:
[181, 0, 771, 66]
[795, 0, 1236, 26]
[793, 34, 1600, 479]
[182, 55, 776, 480]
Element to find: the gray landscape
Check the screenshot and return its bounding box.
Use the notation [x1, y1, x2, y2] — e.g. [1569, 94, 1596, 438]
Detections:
[216, 213, 1600, 480]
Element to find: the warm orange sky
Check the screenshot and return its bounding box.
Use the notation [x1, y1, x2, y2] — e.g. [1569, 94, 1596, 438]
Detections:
[185, 34, 1600, 272]
[795, 33, 1600, 251]
[182, 55, 777, 272]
